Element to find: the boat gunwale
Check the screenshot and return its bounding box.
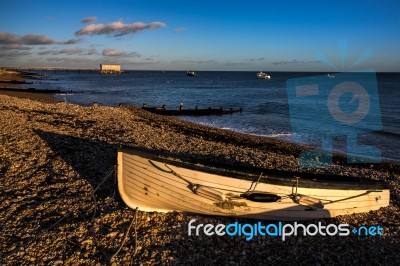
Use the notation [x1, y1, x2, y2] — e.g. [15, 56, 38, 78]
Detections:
[118, 147, 390, 190]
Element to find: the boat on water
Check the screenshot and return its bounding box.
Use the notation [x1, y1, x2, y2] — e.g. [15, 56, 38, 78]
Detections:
[256, 71, 271, 79]
[187, 71, 196, 77]
[142, 104, 242, 116]
[117, 148, 389, 221]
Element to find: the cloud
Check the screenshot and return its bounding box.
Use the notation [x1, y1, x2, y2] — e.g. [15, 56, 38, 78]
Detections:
[224, 62, 246, 66]
[38, 50, 55, 55]
[75, 21, 166, 37]
[0, 50, 31, 58]
[271, 59, 299, 65]
[0, 32, 19, 44]
[271, 59, 320, 65]
[0, 44, 31, 50]
[173, 27, 186, 33]
[47, 57, 94, 63]
[102, 48, 140, 57]
[58, 38, 82, 44]
[55, 49, 79, 55]
[0, 32, 54, 45]
[38, 48, 84, 56]
[247, 57, 265, 61]
[81, 16, 97, 23]
[0, 32, 80, 46]
[182, 59, 216, 64]
[39, 47, 101, 56]
[87, 46, 99, 55]
[144, 55, 161, 62]
[21, 34, 54, 45]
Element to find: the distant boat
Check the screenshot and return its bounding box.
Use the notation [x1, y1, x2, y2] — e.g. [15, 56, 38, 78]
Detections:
[327, 73, 335, 78]
[117, 147, 390, 221]
[256, 71, 271, 79]
[187, 71, 196, 77]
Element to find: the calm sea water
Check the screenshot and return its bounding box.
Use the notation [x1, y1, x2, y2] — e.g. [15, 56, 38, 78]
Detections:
[31, 70, 400, 162]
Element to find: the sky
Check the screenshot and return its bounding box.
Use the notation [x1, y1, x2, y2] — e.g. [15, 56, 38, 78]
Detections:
[1, 0, 400, 71]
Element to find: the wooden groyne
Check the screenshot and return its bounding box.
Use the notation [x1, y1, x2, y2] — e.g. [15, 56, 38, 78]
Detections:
[0, 87, 61, 93]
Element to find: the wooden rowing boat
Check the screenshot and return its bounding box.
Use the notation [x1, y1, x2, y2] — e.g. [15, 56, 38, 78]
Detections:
[117, 148, 390, 221]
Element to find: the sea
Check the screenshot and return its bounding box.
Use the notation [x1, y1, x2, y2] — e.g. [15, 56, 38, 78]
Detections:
[30, 70, 400, 162]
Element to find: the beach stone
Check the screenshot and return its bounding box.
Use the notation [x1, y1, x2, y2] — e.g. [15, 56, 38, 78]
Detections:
[0, 91, 399, 266]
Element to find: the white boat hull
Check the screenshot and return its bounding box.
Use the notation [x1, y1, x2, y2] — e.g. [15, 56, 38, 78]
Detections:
[256, 72, 271, 79]
[117, 149, 389, 221]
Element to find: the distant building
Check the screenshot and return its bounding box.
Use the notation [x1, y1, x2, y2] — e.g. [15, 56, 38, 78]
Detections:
[100, 64, 121, 74]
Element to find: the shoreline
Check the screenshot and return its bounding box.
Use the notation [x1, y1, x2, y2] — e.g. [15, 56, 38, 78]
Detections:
[2, 68, 398, 163]
[0, 69, 57, 103]
[1, 93, 400, 265]
[0, 90, 57, 103]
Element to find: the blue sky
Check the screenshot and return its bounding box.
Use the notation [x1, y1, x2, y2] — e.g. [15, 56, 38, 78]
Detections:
[1, 0, 399, 71]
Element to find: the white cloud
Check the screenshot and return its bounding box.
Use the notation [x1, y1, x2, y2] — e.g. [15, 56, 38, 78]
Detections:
[38, 48, 84, 55]
[58, 38, 82, 45]
[0, 32, 81, 46]
[102, 48, 140, 57]
[81, 16, 97, 23]
[75, 21, 166, 37]
[0, 32, 54, 45]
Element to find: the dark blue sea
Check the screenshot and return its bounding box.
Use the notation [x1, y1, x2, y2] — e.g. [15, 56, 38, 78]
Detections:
[32, 70, 400, 162]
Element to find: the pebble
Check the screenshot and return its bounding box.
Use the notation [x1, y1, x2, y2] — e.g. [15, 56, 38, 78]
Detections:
[0, 93, 399, 265]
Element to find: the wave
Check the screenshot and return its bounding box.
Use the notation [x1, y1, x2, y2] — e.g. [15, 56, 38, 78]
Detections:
[57, 93, 74, 96]
[220, 127, 293, 140]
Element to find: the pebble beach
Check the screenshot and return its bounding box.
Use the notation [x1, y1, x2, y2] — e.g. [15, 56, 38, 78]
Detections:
[1, 71, 400, 265]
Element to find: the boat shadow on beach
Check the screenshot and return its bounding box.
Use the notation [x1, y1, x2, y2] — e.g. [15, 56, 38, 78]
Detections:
[34, 129, 118, 202]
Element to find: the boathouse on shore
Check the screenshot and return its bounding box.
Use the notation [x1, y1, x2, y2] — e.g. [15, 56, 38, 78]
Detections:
[100, 64, 121, 74]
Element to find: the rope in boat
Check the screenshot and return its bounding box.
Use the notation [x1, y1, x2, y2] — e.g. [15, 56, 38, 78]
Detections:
[148, 159, 193, 185]
[289, 177, 383, 208]
[149, 160, 282, 202]
[322, 190, 383, 205]
[147, 159, 261, 194]
[135, 156, 373, 199]
[148, 160, 227, 201]
[129, 157, 243, 193]
[147, 159, 383, 207]
[131, 157, 267, 194]
[244, 172, 264, 194]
